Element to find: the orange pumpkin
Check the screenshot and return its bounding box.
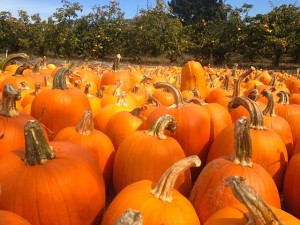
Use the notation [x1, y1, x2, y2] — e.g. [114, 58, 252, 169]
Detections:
[180, 60, 207, 100]
[204, 176, 300, 225]
[113, 114, 192, 196]
[0, 120, 105, 225]
[102, 156, 201, 225]
[207, 96, 288, 191]
[30, 67, 91, 139]
[189, 116, 281, 224]
[144, 82, 211, 179]
[54, 109, 115, 188]
[0, 83, 48, 156]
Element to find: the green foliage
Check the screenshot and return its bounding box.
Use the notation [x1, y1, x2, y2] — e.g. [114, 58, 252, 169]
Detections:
[0, 0, 298, 66]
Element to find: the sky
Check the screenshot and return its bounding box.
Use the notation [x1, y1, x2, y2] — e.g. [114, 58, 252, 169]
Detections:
[0, 0, 298, 19]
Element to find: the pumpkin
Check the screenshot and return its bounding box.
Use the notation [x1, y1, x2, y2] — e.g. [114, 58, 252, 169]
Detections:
[0, 120, 106, 225]
[180, 60, 207, 100]
[261, 89, 294, 157]
[0, 83, 48, 156]
[283, 152, 300, 219]
[30, 67, 91, 139]
[189, 116, 281, 224]
[101, 155, 201, 225]
[54, 109, 115, 188]
[0, 64, 35, 92]
[204, 176, 300, 225]
[94, 91, 132, 132]
[144, 82, 211, 179]
[207, 96, 288, 191]
[104, 107, 144, 149]
[275, 90, 300, 120]
[0, 53, 29, 72]
[113, 114, 192, 196]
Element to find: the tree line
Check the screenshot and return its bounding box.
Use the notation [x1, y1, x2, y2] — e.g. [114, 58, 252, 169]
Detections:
[0, 0, 299, 67]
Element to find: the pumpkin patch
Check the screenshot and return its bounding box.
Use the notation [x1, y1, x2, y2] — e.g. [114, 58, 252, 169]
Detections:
[1, 54, 300, 224]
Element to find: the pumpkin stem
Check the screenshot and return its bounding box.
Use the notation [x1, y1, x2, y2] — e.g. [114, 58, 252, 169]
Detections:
[269, 71, 276, 86]
[145, 114, 177, 140]
[52, 67, 71, 90]
[84, 83, 92, 95]
[232, 67, 255, 98]
[0, 83, 22, 117]
[247, 85, 260, 102]
[228, 96, 265, 130]
[147, 95, 162, 107]
[261, 89, 276, 117]
[276, 91, 290, 104]
[13, 63, 30, 76]
[112, 54, 121, 71]
[115, 91, 128, 107]
[225, 176, 284, 225]
[114, 209, 143, 225]
[76, 109, 93, 135]
[221, 75, 230, 90]
[154, 82, 185, 108]
[232, 116, 253, 167]
[0, 53, 29, 71]
[151, 155, 201, 202]
[22, 120, 55, 166]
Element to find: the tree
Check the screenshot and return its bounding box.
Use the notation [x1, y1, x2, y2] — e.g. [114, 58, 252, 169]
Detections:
[262, 4, 300, 66]
[168, 0, 227, 25]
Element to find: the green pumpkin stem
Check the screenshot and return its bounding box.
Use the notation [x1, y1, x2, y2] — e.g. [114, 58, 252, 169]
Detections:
[0, 83, 22, 117]
[261, 89, 276, 117]
[232, 67, 255, 98]
[76, 109, 93, 135]
[154, 82, 185, 108]
[276, 91, 290, 104]
[228, 96, 265, 130]
[232, 116, 253, 167]
[225, 176, 284, 225]
[23, 120, 55, 166]
[151, 155, 201, 203]
[0, 53, 29, 71]
[13, 63, 30, 76]
[145, 114, 177, 140]
[52, 67, 71, 90]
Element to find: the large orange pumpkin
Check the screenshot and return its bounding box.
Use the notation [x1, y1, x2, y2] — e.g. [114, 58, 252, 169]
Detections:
[0, 120, 106, 225]
[102, 156, 201, 225]
[0, 83, 48, 156]
[30, 67, 91, 139]
[54, 109, 115, 188]
[207, 96, 288, 191]
[204, 176, 300, 225]
[144, 82, 211, 179]
[113, 114, 191, 196]
[189, 116, 281, 224]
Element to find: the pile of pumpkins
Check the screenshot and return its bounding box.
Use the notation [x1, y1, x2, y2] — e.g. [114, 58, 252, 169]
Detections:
[0, 53, 300, 224]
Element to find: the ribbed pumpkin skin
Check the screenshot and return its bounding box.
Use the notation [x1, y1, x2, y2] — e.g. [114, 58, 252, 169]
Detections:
[0, 141, 105, 225]
[283, 152, 300, 219]
[101, 180, 200, 225]
[144, 104, 211, 164]
[54, 127, 115, 188]
[0, 210, 31, 225]
[0, 113, 42, 156]
[30, 88, 91, 139]
[206, 124, 288, 191]
[189, 156, 281, 224]
[113, 131, 192, 196]
[204, 204, 300, 225]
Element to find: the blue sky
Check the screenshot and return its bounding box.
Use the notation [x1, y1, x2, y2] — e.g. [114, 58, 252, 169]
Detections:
[0, 0, 298, 19]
